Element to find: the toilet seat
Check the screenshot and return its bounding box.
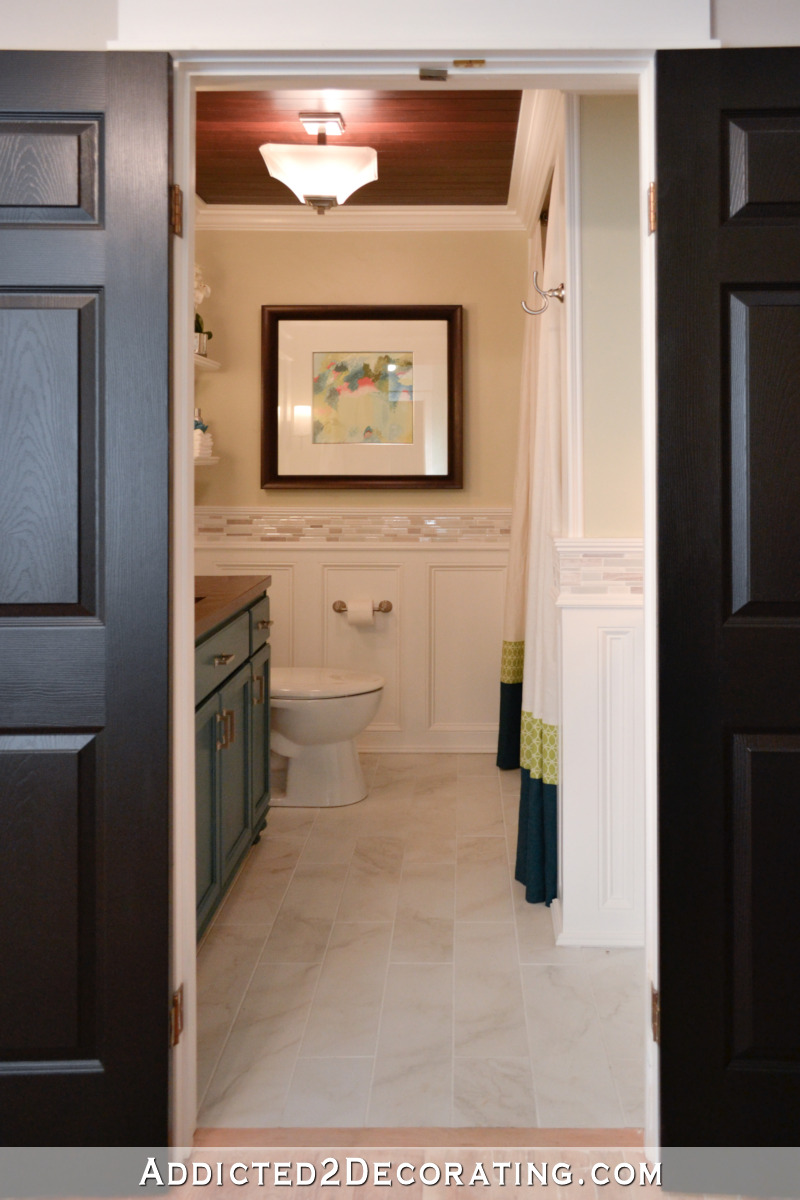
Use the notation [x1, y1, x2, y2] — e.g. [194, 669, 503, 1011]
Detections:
[271, 666, 384, 700]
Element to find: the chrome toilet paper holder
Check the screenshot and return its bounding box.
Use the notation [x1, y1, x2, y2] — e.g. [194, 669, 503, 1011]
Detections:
[332, 600, 393, 614]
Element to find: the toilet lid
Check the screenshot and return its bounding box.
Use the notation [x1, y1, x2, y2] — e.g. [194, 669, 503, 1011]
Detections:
[271, 667, 384, 699]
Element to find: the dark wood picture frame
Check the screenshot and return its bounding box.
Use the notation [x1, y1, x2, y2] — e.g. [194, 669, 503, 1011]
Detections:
[261, 304, 463, 489]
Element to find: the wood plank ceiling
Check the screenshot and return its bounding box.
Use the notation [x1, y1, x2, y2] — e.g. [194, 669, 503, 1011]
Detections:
[195, 89, 522, 207]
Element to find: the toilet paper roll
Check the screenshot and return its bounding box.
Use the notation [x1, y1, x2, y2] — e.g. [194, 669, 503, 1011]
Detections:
[346, 598, 375, 628]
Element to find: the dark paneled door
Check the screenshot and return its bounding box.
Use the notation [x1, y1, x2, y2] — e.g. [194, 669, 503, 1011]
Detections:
[0, 53, 171, 1144]
[657, 48, 800, 1145]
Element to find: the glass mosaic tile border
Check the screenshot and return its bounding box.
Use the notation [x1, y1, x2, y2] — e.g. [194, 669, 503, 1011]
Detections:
[554, 537, 644, 595]
[195, 507, 513, 546]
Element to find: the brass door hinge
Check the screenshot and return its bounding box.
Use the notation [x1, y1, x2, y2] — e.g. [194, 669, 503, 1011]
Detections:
[648, 181, 657, 235]
[170, 184, 184, 237]
[169, 983, 184, 1048]
[651, 984, 660, 1044]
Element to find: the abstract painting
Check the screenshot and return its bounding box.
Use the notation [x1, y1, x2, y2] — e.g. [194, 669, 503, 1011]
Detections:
[312, 352, 414, 444]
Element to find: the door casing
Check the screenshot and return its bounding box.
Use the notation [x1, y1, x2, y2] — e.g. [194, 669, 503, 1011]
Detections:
[169, 48, 663, 1150]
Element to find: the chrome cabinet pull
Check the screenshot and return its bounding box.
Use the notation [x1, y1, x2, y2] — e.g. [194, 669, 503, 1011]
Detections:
[224, 709, 235, 745]
[215, 711, 227, 750]
[253, 674, 266, 705]
[213, 652, 236, 667]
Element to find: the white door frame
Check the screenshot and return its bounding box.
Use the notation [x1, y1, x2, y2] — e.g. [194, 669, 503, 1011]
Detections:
[169, 48, 660, 1151]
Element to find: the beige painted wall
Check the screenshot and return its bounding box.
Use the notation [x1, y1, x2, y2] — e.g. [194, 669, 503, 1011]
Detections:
[580, 94, 643, 537]
[193, 230, 528, 509]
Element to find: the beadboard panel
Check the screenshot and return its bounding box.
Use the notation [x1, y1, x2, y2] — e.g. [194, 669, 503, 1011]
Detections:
[557, 600, 645, 946]
[195, 538, 508, 752]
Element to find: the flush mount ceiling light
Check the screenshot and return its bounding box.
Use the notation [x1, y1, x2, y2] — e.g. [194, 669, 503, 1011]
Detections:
[259, 111, 378, 215]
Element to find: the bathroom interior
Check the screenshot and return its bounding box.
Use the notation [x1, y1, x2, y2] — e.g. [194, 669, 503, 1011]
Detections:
[189, 80, 646, 1134]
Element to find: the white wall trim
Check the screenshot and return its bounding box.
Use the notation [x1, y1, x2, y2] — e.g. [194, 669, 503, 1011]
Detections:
[598, 626, 636, 911]
[557, 603, 645, 948]
[638, 53, 661, 1157]
[564, 93, 585, 537]
[196, 198, 527, 233]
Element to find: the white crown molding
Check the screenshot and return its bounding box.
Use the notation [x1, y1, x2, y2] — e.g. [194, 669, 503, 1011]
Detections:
[195, 200, 526, 232]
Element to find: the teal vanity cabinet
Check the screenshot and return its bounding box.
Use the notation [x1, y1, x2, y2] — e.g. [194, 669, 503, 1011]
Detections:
[195, 576, 271, 938]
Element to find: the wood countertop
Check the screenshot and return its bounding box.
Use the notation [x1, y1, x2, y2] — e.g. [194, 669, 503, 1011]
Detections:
[195, 575, 271, 641]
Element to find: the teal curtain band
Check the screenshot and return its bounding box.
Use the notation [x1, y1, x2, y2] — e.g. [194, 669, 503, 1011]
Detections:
[515, 769, 557, 906]
[497, 680, 522, 769]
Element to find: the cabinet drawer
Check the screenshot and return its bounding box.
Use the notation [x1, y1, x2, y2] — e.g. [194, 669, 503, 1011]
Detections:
[250, 594, 271, 653]
[195, 612, 250, 705]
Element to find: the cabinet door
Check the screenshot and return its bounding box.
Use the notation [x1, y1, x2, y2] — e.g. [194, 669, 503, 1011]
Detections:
[250, 642, 271, 832]
[195, 693, 221, 936]
[218, 664, 252, 887]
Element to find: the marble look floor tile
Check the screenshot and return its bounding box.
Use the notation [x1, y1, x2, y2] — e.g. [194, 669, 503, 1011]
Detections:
[390, 914, 454, 963]
[375, 963, 453, 1059]
[453, 1057, 538, 1127]
[296, 827, 358, 865]
[199, 960, 320, 1126]
[196, 926, 267, 1101]
[456, 836, 514, 921]
[299, 922, 392, 1057]
[413, 774, 459, 801]
[398, 861, 455, 919]
[368, 1052, 453, 1126]
[454, 923, 528, 1057]
[610, 1057, 645, 1125]
[401, 830, 457, 865]
[266, 807, 318, 835]
[337, 836, 404, 921]
[531, 1045, 626, 1128]
[261, 914, 332, 963]
[456, 789, 505, 837]
[282, 1056, 373, 1127]
[278, 861, 349, 919]
[590, 953, 647, 1063]
[214, 850, 298, 927]
[457, 753, 497, 776]
[522, 964, 605, 1056]
[498, 766, 522, 795]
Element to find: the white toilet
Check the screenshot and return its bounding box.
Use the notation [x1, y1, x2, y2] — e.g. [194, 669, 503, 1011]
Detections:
[269, 667, 384, 807]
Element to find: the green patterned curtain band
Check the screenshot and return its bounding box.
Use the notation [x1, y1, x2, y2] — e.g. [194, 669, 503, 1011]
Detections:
[500, 640, 525, 685]
[520, 714, 559, 785]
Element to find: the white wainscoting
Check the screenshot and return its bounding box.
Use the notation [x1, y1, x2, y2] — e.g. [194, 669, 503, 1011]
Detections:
[554, 593, 645, 947]
[195, 532, 509, 753]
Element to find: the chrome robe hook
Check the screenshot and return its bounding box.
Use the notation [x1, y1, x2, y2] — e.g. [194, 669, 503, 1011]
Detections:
[521, 270, 566, 315]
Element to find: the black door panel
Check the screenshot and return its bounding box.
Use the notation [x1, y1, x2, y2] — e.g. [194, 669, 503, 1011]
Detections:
[0, 52, 170, 1146]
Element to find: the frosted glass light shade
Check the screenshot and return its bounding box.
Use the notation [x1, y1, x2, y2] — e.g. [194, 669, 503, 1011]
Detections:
[259, 143, 378, 207]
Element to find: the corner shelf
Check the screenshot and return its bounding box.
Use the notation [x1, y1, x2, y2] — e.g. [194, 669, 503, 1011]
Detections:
[194, 456, 220, 468]
[194, 353, 221, 372]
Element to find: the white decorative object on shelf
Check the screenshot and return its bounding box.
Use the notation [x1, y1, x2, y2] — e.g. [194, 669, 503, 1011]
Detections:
[194, 456, 219, 468]
[194, 408, 215, 463]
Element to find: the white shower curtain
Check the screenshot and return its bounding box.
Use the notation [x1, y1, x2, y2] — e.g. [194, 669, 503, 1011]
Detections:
[498, 94, 566, 904]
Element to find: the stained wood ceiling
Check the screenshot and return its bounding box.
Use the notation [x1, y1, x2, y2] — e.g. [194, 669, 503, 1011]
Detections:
[195, 89, 523, 207]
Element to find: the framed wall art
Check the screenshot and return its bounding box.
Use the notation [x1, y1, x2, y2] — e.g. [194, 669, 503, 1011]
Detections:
[261, 304, 463, 488]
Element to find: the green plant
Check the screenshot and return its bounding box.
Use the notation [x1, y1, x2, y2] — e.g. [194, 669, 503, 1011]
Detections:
[194, 311, 213, 340]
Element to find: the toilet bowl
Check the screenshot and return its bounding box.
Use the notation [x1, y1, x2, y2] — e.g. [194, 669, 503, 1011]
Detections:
[269, 667, 384, 807]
